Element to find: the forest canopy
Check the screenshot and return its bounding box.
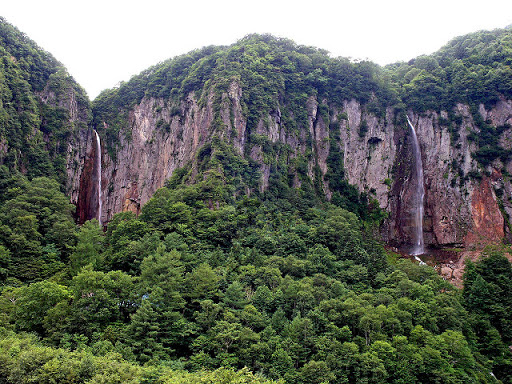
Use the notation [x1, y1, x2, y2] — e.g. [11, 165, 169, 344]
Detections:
[1, 164, 512, 383]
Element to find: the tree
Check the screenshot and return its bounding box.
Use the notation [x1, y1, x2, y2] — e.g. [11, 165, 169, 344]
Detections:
[185, 263, 220, 302]
[0, 177, 76, 281]
[140, 247, 185, 303]
[14, 280, 71, 336]
[0, 244, 11, 281]
[66, 268, 137, 337]
[223, 281, 248, 310]
[268, 347, 294, 379]
[299, 360, 335, 384]
[70, 219, 104, 274]
[125, 298, 170, 362]
[464, 249, 512, 341]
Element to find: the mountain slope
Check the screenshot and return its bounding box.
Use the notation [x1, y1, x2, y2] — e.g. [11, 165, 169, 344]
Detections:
[0, 17, 90, 195]
[0, 18, 91, 281]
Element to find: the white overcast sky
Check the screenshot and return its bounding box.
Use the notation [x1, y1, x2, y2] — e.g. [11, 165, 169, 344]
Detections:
[3, 0, 512, 99]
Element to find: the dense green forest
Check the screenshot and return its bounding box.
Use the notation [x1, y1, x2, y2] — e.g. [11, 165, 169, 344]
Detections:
[2, 17, 512, 383]
[2, 151, 512, 383]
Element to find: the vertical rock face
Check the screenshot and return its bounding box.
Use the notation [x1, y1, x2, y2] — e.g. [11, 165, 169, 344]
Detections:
[37, 85, 91, 210]
[339, 100, 397, 211]
[36, 81, 92, 224]
[87, 82, 512, 251]
[97, 89, 222, 222]
[75, 133, 96, 223]
[91, 85, 401, 224]
[466, 176, 504, 246]
[398, 109, 477, 248]
[0, 18, 91, 198]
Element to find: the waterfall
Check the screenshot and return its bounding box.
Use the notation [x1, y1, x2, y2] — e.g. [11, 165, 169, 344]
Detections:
[94, 130, 103, 227]
[407, 117, 425, 257]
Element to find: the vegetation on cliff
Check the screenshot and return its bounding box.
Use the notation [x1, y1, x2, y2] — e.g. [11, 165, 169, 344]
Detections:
[92, 28, 512, 191]
[389, 28, 512, 112]
[92, 33, 399, 158]
[94, 33, 398, 116]
[92, 27, 512, 124]
[387, 28, 512, 167]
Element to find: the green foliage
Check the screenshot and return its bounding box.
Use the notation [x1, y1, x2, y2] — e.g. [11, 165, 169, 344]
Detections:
[1, 167, 506, 382]
[469, 106, 512, 167]
[0, 332, 282, 384]
[463, 245, 512, 383]
[60, 268, 138, 339]
[70, 220, 104, 275]
[0, 176, 76, 281]
[388, 28, 512, 112]
[13, 280, 71, 336]
[358, 119, 369, 138]
[92, 34, 399, 156]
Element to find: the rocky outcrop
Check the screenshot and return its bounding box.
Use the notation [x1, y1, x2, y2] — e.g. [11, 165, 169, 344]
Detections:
[90, 84, 399, 223]
[439, 247, 512, 289]
[387, 108, 478, 248]
[75, 131, 98, 223]
[338, 100, 396, 210]
[465, 175, 505, 246]
[383, 101, 512, 252]
[97, 89, 221, 222]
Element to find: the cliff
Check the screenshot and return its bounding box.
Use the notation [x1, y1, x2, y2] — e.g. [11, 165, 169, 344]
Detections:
[38, 74, 91, 214]
[71, 31, 512, 271]
[89, 85, 511, 244]
[2, 17, 512, 288]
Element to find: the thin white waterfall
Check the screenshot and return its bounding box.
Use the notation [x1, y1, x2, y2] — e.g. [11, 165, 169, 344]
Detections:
[94, 130, 103, 227]
[407, 117, 425, 257]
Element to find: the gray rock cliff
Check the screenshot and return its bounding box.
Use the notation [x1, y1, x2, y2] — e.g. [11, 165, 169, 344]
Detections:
[83, 82, 512, 252]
